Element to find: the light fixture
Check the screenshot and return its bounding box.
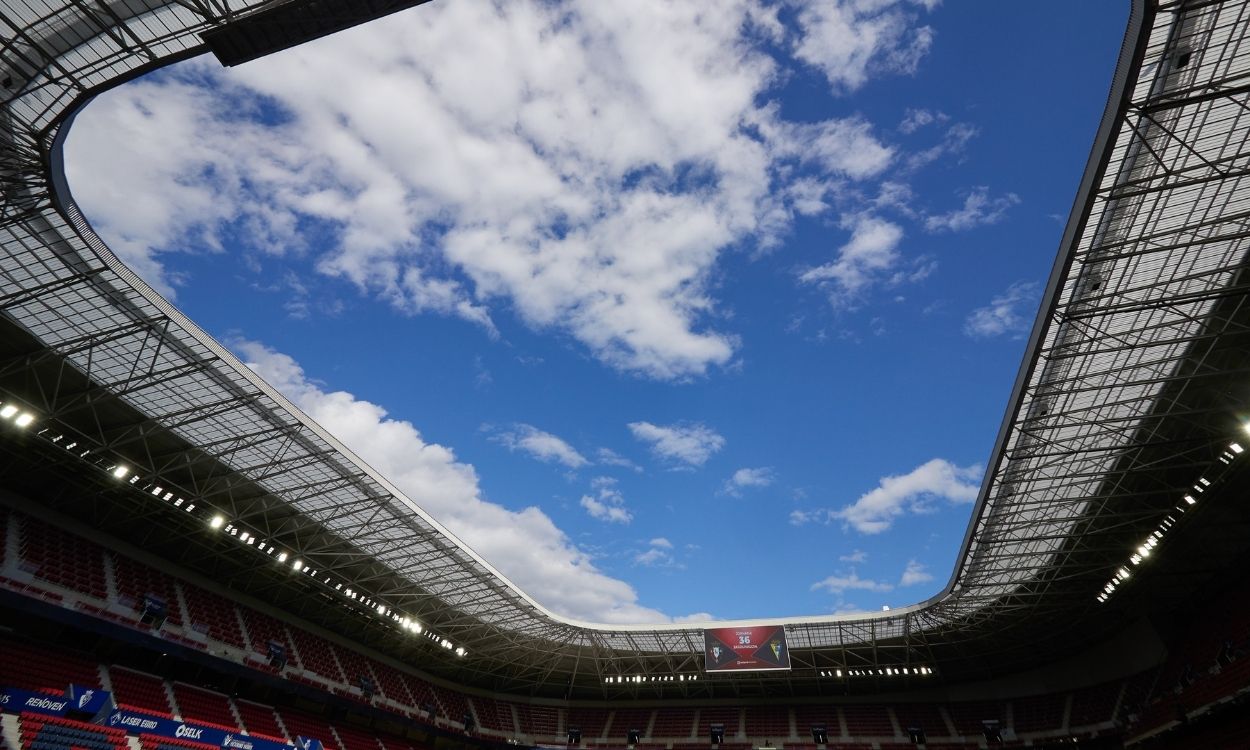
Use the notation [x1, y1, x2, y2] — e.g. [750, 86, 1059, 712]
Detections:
[14, 413, 34, 428]
[277, 552, 288, 563]
[209, 516, 225, 529]
[112, 465, 130, 479]
[292, 560, 303, 571]
[0, 405, 17, 419]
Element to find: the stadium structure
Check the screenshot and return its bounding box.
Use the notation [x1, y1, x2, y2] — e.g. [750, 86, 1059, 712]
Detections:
[1, 0, 1250, 748]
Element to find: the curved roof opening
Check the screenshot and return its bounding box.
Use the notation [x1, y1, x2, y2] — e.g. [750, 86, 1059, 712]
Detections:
[9, 0, 1250, 699]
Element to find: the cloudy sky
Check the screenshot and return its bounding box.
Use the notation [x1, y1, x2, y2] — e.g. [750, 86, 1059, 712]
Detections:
[65, 1, 1128, 623]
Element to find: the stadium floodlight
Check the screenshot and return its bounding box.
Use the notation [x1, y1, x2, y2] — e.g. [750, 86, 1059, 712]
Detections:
[209, 515, 225, 529]
[0, 405, 17, 419]
[292, 559, 303, 571]
[112, 465, 129, 479]
[1231, 442, 1244, 454]
[277, 552, 288, 562]
[14, 413, 33, 428]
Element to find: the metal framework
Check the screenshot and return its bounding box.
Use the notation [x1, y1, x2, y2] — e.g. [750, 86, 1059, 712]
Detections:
[3, 0, 1250, 699]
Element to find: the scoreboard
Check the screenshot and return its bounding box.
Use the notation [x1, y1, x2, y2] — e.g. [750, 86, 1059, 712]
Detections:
[703, 625, 791, 672]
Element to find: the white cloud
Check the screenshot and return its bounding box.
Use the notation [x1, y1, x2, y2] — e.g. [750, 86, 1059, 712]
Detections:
[898, 107, 947, 134]
[792, 458, 981, 534]
[900, 559, 934, 587]
[490, 423, 588, 469]
[634, 537, 678, 567]
[580, 476, 633, 524]
[792, 0, 937, 93]
[65, 0, 935, 382]
[596, 447, 643, 473]
[799, 214, 906, 307]
[839, 549, 868, 563]
[722, 466, 775, 496]
[924, 186, 1020, 232]
[628, 421, 726, 467]
[810, 571, 894, 595]
[964, 281, 1040, 339]
[905, 121, 978, 171]
[235, 340, 676, 622]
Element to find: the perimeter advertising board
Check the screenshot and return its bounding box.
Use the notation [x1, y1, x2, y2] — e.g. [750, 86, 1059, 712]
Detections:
[703, 625, 791, 672]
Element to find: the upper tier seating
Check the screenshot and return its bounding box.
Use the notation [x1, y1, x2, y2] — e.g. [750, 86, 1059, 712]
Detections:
[893, 703, 949, 739]
[18, 518, 107, 600]
[180, 584, 246, 650]
[514, 704, 559, 739]
[943, 701, 1001, 738]
[743, 706, 789, 740]
[1005, 693, 1060, 735]
[840, 706, 894, 738]
[565, 706, 608, 740]
[111, 554, 183, 628]
[469, 696, 511, 734]
[287, 628, 344, 684]
[651, 708, 695, 739]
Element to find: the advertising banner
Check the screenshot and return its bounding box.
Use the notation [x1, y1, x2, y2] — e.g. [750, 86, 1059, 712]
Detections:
[0, 687, 73, 716]
[66, 684, 115, 720]
[107, 708, 296, 750]
[703, 625, 791, 672]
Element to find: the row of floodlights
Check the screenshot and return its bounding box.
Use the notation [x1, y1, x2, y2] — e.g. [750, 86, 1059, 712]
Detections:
[216, 516, 467, 657]
[1096, 441, 1241, 603]
[0, 402, 36, 428]
[818, 666, 933, 678]
[205, 512, 466, 657]
[95, 434, 468, 659]
[603, 675, 699, 684]
[14, 394, 466, 662]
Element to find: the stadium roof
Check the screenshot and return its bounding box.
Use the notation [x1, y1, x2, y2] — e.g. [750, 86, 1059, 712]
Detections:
[3, 0, 1250, 699]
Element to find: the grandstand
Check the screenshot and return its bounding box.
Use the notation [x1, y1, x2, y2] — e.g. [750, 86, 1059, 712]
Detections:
[2, 0, 1250, 749]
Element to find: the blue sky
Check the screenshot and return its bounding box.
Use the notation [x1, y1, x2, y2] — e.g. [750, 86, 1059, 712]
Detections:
[65, 1, 1128, 624]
